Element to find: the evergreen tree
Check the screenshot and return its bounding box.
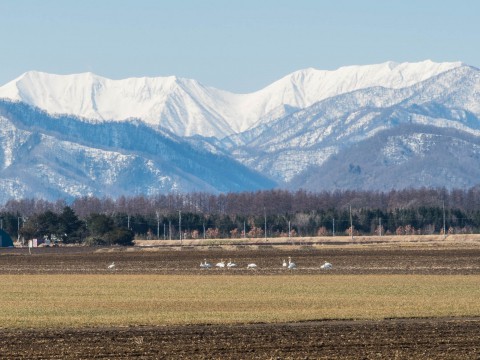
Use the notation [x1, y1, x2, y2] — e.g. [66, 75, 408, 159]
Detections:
[58, 206, 85, 243]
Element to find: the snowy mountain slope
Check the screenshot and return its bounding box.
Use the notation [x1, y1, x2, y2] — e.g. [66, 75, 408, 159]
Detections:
[0, 100, 275, 203]
[227, 65, 480, 185]
[0, 60, 462, 138]
[0, 71, 237, 138]
[288, 125, 480, 191]
[234, 60, 463, 130]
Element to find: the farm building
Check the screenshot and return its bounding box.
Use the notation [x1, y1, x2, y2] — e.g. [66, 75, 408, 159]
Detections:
[0, 229, 14, 247]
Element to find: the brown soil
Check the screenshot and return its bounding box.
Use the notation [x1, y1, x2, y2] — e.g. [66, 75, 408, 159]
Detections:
[1, 245, 479, 358]
[1, 318, 479, 359]
[1, 245, 479, 275]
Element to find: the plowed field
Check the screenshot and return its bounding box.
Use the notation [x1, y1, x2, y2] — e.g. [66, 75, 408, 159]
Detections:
[1, 318, 479, 359]
[1, 245, 479, 275]
[1, 244, 479, 359]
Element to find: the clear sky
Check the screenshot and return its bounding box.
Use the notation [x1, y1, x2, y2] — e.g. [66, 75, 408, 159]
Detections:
[0, 0, 478, 93]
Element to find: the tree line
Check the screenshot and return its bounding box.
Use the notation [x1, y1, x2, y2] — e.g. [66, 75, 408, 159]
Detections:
[1, 187, 480, 243]
[1, 207, 134, 246]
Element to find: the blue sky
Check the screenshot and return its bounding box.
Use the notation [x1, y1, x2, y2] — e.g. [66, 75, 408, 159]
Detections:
[1, 0, 478, 92]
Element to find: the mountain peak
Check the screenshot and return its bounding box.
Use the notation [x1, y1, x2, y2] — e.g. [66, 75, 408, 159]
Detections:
[0, 60, 469, 138]
[15, 70, 104, 83]
[275, 60, 463, 89]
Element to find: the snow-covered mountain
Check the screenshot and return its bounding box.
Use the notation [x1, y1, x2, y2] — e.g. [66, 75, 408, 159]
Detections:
[0, 60, 463, 138]
[0, 100, 275, 203]
[0, 60, 479, 201]
[228, 65, 480, 184]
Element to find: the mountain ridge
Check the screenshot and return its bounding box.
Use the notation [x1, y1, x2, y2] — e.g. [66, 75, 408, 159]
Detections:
[0, 60, 479, 201]
[0, 60, 464, 138]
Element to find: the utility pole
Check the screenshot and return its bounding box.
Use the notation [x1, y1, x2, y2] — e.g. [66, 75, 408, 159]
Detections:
[443, 201, 446, 239]
[332, 218, 335, 237]
[379, 217, 382, 236]
[156, 212, 160, 239]
[169, 220, 172, 240]
[349, 205, 353, 240]
[127, 215, 130, 230]
[264, 208, 267, 240]
[203, 223, 206, 239]
[179, 210, 182, 244]
[288, 221, 291, 239]
[163, 223, 166, 240]
[243, 221, 246, 239]
[17, 216, 21, 242]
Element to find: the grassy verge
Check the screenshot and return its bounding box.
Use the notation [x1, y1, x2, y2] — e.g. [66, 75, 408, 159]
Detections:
[133, 233, 480, 247]
[2, 275, 479, 328]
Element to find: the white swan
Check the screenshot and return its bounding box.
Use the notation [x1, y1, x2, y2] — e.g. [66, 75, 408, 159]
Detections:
[320, 261, 332, 270]
[216, 259, 226, 268]
[287, 256, 296, 269]
[282, 259, 287, 268]
[247, 263, 257, 269]
[200, 259, 212, 269]
[227, 259, 237, 268]
[107, 262, 115, 269]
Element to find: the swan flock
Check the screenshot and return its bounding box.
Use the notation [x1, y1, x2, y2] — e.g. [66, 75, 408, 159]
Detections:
[199, 257, 333, 270]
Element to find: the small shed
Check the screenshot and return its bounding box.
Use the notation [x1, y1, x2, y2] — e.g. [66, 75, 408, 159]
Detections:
[0, 229, 14, 247]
